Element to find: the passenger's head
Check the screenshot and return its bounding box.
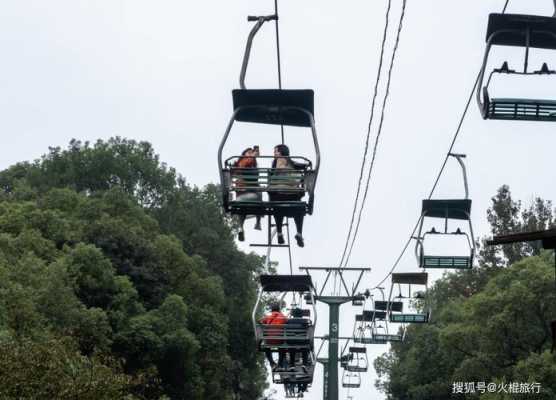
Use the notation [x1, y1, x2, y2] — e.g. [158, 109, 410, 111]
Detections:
[274, 144, 290, 158]
[252, 145, 260, 157]
[241, 147, 252, 157]
[270, 302, 281, 312]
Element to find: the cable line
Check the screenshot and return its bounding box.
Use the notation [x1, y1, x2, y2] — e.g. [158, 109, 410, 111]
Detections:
[338, 0, 394, 269]
[274, 0, 285, 144]
[344, 0, 408, 268]
[371, 0, 512, 290]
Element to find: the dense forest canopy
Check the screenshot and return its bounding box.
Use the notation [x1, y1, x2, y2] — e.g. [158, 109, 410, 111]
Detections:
[1, 138, 554, 400]
[375, 186, 556, 400]
[0, 138, 267, 399]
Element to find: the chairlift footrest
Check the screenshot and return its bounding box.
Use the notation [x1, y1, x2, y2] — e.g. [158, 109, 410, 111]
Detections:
[487, 98, 556, 122]
[390, 314, 429, 324]
[421, 256, 472, 269]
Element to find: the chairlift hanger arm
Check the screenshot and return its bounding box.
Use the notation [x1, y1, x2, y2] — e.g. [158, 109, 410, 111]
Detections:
[448, 153, 469, 199]
[240, 15, 278, 89]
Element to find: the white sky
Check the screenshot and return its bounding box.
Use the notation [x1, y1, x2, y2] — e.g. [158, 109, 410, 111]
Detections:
[2, 1, 556, 399]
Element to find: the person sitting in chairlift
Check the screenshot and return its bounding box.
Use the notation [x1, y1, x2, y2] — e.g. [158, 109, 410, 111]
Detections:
[233, 146, 262, 241]
[269, 144, 306, 247]
[287, 307, 311, 371]
[260, 302, 288, 369]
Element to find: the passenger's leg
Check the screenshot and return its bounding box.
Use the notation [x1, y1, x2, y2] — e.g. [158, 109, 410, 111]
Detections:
[238, 215, 246, 242]
[294, 214, 305, 247]
[274, 214, 285, 244]
[265, 349, 276, 367]
[278, 350, 286, 368]
[302, 350, 309, 366]
[289, 349, 297, 368]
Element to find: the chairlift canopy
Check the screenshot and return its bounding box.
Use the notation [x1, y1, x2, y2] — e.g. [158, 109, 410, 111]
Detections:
[391, 272, 428, 286]
[486, 13, 556, 49]
[259, 275, 314, 292]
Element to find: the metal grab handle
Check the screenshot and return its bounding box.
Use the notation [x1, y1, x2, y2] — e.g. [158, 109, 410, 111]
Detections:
[239, 15, 277, 89]
[248, 14, 277, 22]
[448, 153, 469, 199]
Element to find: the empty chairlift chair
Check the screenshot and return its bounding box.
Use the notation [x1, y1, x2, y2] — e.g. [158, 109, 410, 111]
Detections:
[252, 275, 317, 387]
[342, 371, 361, 389]
[388, 272, 431, 324]
[373, 300, 404, 342]
[218, 15, 320, 223]
[354, 311, 387, 344]
[476, 9, 556, 121]
[415, 154, 475, 269]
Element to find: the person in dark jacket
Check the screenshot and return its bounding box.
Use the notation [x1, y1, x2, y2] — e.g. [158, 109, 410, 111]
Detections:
[269, 144, 306, 247]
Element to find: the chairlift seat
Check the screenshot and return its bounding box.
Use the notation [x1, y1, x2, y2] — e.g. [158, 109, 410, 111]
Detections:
[422, 199, 472, 220]
[352, 295, 365, 306]
[342, 383, 361, 389]
[345, 365, 368, 373]
[232, 89, 315, 127]
[486, 14, 556, 49]
[484, 95, 556, 121]
[391, 272, 428, 286]
[259, 275, 314, 292]
[361, 337, 388, 345]
[373, 334, 403, 342]
[374, 300, 404, 312]
[422, 255, 472, 269]
[257, 324, 314, 350]
[390, 313, 429, 324]
[229, 200, 308, 217]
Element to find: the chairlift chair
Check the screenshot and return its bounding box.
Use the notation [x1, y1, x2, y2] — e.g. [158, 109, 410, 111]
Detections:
[352, 294, 366, 306]
[415, 154, 475, 269]
[354, 310, 387, 344]
[218, 15, 320, 223]
[476, 9, 556, 121]
[388, 273, 430, 325]
[253, 275, 317, 385]
[341, 371, 361, 389]
[345, 347, 369, 373]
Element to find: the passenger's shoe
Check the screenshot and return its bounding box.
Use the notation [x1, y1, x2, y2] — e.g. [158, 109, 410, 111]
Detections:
[238, 231, 245, 242]
[277, 233, 285, 245]
[295, 233, 304, 247]
[254, 219, 262, 231]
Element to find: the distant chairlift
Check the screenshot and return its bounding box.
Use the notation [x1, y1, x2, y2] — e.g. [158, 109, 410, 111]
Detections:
[218, 15, 320, 230]
[415, 153, 475, 270]
[477, 8, 556, 121]
[387, 272, 431, 325]
[252, 275, 317, 388]
[353, 295, 387, 344]
[341, 370, 361, 389]
[344, 347, 369, 373]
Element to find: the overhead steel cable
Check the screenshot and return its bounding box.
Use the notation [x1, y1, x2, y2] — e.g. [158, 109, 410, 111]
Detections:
[272, 1, 295, 281]
[371, 0, 511, 290]
[338, 0, 394, 269]
[274, 0, 285, 144]
[344, 0, 408, 268]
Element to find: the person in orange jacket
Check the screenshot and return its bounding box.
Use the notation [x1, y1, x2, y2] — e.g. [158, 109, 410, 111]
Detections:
[260, 302, 287, 368]
[233, 147, 262, 241]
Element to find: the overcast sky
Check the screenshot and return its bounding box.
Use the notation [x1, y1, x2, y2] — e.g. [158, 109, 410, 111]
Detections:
[2, 1, 556, 399]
